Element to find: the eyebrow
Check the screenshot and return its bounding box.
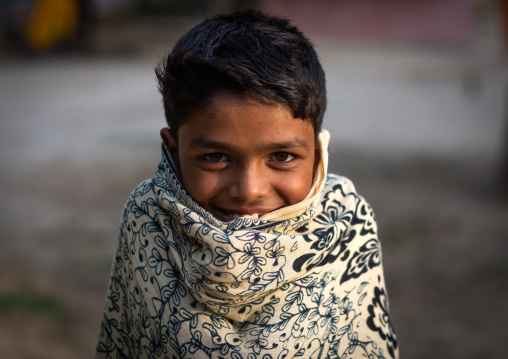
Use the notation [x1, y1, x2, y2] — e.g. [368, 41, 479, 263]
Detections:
[189, 138, 309, 151]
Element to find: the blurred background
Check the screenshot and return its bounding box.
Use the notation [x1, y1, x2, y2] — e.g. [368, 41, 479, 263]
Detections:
[1, 0, 507, 358]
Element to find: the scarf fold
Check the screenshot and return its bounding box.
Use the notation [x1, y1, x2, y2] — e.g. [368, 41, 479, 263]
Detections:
[96, 130, 398, 359]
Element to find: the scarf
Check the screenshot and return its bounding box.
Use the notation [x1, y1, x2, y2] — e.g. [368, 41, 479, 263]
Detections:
[96, 131, 398, 359]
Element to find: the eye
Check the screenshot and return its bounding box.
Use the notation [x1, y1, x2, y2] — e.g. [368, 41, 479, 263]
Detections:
[203, 153, 228, 162]
[270, 152, 296, 162]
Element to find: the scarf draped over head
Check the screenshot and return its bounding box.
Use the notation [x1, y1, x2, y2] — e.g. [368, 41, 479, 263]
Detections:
[96, 130, 398, 359]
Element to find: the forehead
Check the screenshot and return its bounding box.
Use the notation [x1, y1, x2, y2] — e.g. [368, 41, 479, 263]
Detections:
[178, 92, 315, 150]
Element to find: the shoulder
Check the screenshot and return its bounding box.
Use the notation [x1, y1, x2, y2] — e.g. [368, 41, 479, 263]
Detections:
[119, 177, 159, 219]
[128, 178, 157, 201]
[321, 173, 377, 227]
[324, 173, 357, 195]
[322, 173, 370, 208]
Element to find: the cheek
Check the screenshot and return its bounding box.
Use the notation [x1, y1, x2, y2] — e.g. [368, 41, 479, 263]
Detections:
[276, 166, 315, 204]
[180, 166, 221, 205]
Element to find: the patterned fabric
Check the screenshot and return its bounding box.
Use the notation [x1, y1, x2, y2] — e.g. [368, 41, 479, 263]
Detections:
[96, 133, 398, 359]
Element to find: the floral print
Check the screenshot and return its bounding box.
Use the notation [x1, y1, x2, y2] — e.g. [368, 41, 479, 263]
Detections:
[96, 146, 398, 359]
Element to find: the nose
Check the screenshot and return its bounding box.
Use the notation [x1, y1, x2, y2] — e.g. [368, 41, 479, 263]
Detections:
[228, 162, 270, 202]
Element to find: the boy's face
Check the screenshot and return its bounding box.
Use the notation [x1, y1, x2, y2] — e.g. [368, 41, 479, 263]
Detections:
[161, 92, 318, 222]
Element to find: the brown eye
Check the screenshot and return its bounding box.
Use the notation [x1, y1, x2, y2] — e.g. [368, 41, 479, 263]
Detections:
[271, 152, 295, 162]
[204, 153, 227, 162]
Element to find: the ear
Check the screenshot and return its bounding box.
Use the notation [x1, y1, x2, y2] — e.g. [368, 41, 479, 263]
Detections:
[160, 127, 181, 172]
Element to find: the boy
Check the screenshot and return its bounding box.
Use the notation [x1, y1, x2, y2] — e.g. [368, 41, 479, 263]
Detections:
[96, 11, 398, 359]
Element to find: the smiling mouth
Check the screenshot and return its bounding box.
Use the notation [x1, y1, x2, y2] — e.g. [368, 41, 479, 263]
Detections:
[214, 207, 270, 222]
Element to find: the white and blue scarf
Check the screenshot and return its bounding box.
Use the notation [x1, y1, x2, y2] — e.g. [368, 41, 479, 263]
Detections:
[96, 131, 398, 359]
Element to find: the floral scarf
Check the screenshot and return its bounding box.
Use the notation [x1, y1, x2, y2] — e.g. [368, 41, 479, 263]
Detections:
[96, 131, 398, 359]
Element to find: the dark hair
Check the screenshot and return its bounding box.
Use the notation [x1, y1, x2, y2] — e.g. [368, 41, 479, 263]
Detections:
[155, 10, 326, 140]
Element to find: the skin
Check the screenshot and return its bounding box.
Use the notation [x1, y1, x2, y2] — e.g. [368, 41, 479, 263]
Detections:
[160, 92, 319, 222]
